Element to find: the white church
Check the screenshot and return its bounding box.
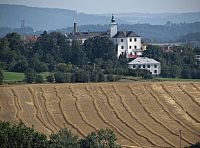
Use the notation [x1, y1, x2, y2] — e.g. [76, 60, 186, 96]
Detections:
[67, 15, 147, 59]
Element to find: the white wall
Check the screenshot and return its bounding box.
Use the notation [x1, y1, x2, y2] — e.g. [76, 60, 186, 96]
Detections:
[110, 23, 117, 38]
[113, 36, 142, 58]
[128, 63, 161, 75]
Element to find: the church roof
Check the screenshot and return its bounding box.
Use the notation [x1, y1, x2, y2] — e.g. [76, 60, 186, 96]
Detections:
[113, 31, 140, 38]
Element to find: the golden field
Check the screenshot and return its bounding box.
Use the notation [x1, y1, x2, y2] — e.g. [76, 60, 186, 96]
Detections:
[0, 82, 200, 147]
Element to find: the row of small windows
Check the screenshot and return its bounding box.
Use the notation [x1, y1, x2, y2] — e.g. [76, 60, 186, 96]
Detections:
[121, 38, 137, 42]
[121, 46, 137, 49]
[133, 65, 157, 69]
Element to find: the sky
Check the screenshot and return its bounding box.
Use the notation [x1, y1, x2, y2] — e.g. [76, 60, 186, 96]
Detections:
[0, 0, 200, 14]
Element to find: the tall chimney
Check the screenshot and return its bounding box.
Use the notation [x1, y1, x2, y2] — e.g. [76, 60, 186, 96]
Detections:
[74, 23, 77, 33]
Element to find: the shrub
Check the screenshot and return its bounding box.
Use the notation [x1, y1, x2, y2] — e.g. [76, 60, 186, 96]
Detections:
[25, 68, 36, 83]
[35, 74, 45, 83]
[46, 74, 54, 83]
[54, 72, 66, 83]
[0, 68, 3, 85]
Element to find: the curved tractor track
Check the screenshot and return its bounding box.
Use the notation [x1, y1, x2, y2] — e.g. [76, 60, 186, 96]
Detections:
[0, 82, 199, 147]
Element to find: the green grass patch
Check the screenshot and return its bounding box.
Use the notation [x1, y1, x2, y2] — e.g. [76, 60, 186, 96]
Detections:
[3, 71, 25, 81]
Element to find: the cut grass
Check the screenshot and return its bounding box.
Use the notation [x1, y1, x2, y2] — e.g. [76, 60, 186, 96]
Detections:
[3, 71, 25, 81]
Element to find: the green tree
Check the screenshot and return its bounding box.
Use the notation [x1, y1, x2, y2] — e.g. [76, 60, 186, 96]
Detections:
[79, 128, 121, 148]
[0, 121, 48, 148]
[46, 74, 54, 83]
[25, 68, 36, 83]
[35, 74, 45, 83]
[54, 72, 66, 83]
[84, 36, 117, 62]
[49, 128, 79, 148]
[0, 68, 3, 85]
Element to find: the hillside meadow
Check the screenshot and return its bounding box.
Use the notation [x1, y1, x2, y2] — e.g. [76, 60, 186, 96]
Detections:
[0, 82, 200, 147]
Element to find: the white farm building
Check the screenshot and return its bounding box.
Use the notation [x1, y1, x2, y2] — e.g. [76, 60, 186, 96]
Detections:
[67, 15, 146, 59]
[128, 57, 161, 75]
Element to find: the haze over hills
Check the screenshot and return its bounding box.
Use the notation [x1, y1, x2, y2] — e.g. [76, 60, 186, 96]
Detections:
[0, 4, 112, 30]
[107, 12, 200, 25]
[0, 4, 200, 31]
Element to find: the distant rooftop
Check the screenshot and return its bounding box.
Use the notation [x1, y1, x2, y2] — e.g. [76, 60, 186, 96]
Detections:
[67, 31, 109, 39]
[128, 57, 160, 65]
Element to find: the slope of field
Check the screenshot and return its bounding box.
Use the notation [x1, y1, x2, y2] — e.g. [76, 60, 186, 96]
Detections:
[0, 82, 200, 147]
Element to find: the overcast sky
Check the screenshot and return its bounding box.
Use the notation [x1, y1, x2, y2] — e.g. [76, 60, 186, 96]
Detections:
[0, 0, 200, 14]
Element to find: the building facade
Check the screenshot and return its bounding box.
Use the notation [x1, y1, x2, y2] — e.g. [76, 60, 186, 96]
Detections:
[67, 15, 146, 59]
[128, 57, 161, 75]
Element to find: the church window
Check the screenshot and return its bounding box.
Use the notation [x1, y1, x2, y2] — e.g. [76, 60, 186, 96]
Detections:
[121, 39, 123, 42]
[129, 46, 132, 49]
[130, 38, 132, 42]
[134, 38, 137, 42]
[134, 46, 137, 49]
[121, 46, 124, 49]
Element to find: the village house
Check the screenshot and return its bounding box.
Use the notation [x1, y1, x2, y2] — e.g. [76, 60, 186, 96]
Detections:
[128, 57, 161, 75]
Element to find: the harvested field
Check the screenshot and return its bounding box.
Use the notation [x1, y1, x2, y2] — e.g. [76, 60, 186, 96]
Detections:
[0, 82, 200, 147]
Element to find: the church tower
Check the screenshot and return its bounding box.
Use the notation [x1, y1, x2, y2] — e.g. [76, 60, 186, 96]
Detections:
[110, 14, 117, 38]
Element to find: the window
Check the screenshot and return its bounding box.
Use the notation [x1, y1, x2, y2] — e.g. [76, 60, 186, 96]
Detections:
[130, 38, 132, 42]
[129, 46, 132, 49]
[147, 65, 150, 68]
[154, 65, 157, 68]
[133, 65, 136, 68]
[134, 38, 137, 42]
[134, 46, 137, 49]
[154, 70, 157, 74]
[121, 46, 124, 49]
[143, 65, 146, 68]
[121, 39, 123, 42]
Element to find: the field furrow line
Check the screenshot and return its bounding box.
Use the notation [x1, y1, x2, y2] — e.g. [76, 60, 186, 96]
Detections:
[145, 84, 192, 145]
[27, 87, 52, 133]
[10, 88, 21, 122]
[191, 83, 200, 93]
[40, 87, 60, 131]
[35, 87, 55, 133]
[127, 85, 190, 142]
[100, 86, 157, 147]
[177, 84, 200, 109]
[54, 87, 86, 137]
[112, 85, 175, 147]
[69, 86, 97, 131]
[161, 84, 200, 136]
[85, 85, 139, 146]
[35, 87, 57, 133]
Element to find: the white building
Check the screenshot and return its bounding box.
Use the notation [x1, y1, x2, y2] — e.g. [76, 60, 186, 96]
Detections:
[128, 57, 161, 75]
[110, 15, 146, 58]
[67, 15, 146, 59]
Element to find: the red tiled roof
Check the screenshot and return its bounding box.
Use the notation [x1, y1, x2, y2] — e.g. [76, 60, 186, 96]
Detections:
[128, 54, 139, 59]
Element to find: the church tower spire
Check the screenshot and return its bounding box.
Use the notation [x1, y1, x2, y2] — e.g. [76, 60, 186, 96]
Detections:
[110, 14, 117, 38]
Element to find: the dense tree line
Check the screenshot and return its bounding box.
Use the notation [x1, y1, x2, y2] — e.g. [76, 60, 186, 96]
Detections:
[143, 45, 200, 79]
[0, 32, 151, 84]
[0, 121, 121, 148]
[1, 32, 200, 84]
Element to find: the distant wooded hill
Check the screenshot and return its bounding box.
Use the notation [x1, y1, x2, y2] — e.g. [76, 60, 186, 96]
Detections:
[1, 22, 200, 43]
[0, 4, 200, 31]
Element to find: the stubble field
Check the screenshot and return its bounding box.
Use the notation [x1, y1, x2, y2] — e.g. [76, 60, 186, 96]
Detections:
[0, 82, 200, 147]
